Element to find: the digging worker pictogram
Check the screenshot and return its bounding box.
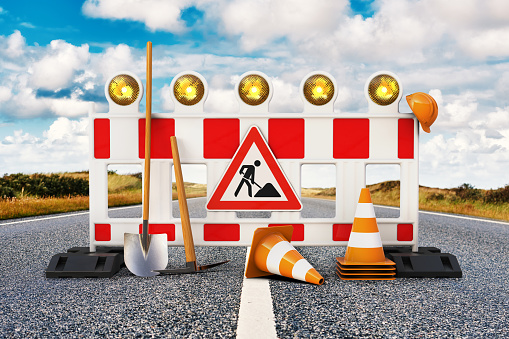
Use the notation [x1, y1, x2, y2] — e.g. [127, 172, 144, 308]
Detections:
[235, 160, 261, 197]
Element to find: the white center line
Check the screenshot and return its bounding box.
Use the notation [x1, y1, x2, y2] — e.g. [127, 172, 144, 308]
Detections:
[236, 247, 277, 339]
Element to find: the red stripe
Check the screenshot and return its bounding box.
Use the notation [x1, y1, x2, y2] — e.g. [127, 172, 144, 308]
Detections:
[333, 119, 369, 159]
[398, 119, 414, 159]
[95, 224, 111, 241]
[269, 224, 304, 241]
[397, 224, 413, 241]
[139, 119, 175, 159]
[333, 224, 352, 241]
[203, 119, 240, 159]
[268, 118, 305, 159]
[203, 224, 240, 241]
[94, 119, 110, 159]
[138, 224, 176, 241]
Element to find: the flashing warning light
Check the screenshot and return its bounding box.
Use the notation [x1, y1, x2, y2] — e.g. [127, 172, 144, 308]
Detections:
[108, 74, 140, 106]
[239, 74, 269, 106]
[368, 74, 399, 106]
[173, 74, 205, 106]
[303, 74, 335, 106]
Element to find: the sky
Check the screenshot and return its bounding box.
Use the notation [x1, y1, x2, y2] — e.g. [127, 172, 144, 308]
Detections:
[0, 0, 508, 189]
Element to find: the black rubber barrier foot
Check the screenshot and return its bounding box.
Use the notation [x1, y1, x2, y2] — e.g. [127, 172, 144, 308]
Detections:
[46, 247, 124, 278]
[383, 246, 462, 278]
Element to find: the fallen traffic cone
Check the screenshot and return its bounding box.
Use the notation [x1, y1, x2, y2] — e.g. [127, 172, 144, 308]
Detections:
[336, 188, 396, 280]
[246, 226, 324, 285]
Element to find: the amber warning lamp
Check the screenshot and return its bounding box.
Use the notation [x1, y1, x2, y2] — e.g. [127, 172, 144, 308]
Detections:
[303, 74, 335, 106]
[173, 74, 205, 106]
[238, 74, 270, 106]
[368, 74, 400, 106]
[108, 74, 140, 106]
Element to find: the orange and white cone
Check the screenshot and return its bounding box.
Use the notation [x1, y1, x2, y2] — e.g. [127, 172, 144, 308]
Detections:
[245, 226, 324, 285]
[336, 188, 396, 280]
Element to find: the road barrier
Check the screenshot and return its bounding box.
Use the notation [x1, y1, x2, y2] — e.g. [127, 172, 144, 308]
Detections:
[88, 70, 419, 252]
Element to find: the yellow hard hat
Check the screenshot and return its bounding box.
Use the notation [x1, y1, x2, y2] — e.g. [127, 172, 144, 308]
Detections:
[406, 92, 438, 133]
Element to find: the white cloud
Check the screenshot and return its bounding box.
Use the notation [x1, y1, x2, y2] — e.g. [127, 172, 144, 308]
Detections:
[31, 40, 90, 91]
[159, 84, 174, 111]
[82, 0, 190, 33]
[0, 86, 12, 102]
[269, 77, 301, 113]
[95, 44, 142, 81]
[420, 129, 508, 189]
[221, 0, 348, 52]
[4, 30, 25, 58]
[0, 118, 89, 174]
[2, 3, 509, 189]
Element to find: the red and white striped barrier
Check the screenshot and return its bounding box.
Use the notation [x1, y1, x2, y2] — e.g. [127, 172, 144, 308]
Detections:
[89, 71, 419, 251]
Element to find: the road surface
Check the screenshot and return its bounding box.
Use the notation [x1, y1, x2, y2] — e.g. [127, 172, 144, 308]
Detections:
[0, 198, 507, 337]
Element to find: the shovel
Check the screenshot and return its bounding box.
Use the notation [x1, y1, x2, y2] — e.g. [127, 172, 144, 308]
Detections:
[124, 41, 168, 277]
[155, 136, 229, 274]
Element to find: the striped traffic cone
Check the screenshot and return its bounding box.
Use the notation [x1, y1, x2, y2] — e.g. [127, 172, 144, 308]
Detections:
[336, 188, 396, 280]
[245, 225, 324, 285]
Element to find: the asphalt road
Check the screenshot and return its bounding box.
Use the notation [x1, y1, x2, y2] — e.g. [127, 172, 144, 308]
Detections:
[0, 199, 508, 338]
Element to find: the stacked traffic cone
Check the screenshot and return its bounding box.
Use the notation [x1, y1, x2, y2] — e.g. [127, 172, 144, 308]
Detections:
[245, 225, 324, 285]
[336, 188, 396, 280]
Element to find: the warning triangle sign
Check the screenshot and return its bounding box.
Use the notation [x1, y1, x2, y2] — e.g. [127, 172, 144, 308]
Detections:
[207, 126, 302, 211]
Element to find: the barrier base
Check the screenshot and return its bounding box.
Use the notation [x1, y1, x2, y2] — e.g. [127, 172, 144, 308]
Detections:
[383, 246, 462, 278]
[46, 247, 124, 278]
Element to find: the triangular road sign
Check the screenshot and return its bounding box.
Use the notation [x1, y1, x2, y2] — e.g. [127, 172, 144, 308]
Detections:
[207, 126, 302, 211]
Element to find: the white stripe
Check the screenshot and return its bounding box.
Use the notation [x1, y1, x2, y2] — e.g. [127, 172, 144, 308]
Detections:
[374, 205, 509, 226]
[354, 203, 376, 218]
[236, 247, 277, 339]
[0, 210, 91, 226]
[291, 259, 313, 282]
[0, 205, 143, 227]
[348, 231, 382, 248]
[265, 240, 294, 275]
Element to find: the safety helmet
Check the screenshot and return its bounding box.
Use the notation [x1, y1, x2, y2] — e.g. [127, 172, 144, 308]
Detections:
[406, 92, 438, 133]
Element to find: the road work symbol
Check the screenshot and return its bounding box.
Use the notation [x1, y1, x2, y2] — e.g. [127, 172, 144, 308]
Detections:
[234, 160, 281, 198]
[207, 126, 301, 211]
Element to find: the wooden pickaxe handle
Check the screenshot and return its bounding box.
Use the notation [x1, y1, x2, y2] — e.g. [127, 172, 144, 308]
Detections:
[170, 136, 197, 263]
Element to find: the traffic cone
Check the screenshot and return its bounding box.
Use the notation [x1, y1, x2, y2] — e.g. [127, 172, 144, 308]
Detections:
[336, 188, 396, 280]
[245, 225, 324, 285]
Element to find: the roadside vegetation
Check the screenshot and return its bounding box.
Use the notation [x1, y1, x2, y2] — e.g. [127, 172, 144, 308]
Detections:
[0, 172, 208, 220]
[1, 172, 508, 221]
[303, 181, 509, 221]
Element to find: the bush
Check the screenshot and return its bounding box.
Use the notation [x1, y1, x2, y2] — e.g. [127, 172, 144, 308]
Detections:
[453, 183, 482, 201]
[0, 173, 89, 198]
[428, 192, 445, 201]
[484, 185, 509, 204]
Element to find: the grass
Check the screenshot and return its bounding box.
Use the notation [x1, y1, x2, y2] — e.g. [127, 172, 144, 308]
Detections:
[0, 196, 90, 220]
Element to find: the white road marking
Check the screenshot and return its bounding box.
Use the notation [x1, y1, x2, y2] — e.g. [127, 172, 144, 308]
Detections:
[375, 205, 509, 225]
[0, 205, 141, 226]
[236, 247, 277, 339]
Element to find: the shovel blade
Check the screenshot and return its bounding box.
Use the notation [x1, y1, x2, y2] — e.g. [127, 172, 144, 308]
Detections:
[124, 233, 168, 277]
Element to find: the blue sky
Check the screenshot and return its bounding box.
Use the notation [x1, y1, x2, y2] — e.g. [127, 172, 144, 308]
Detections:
[0, 0, 508, 189]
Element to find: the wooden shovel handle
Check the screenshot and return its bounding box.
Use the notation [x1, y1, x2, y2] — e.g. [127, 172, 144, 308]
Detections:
[170, 136, 197, 263]
[143, 41, 152, 222]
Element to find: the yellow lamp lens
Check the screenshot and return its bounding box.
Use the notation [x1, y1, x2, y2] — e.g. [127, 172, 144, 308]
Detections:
[303, 74, 335, 106]
[108, 74, 140, 106]
[368, 74, 400, 106]
[173, 74, 205, 106]
[238, 74, 270, 106]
